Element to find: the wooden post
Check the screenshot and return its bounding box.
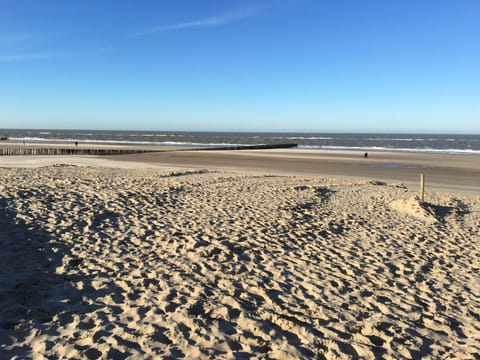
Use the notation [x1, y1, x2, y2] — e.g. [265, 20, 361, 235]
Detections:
[420, 173, 425, 203]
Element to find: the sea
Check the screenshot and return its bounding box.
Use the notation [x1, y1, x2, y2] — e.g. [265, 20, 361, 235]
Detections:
[1, 129, 479, 155]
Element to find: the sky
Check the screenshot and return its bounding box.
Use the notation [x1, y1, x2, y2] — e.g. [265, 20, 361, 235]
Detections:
[0, 0, 479, 133]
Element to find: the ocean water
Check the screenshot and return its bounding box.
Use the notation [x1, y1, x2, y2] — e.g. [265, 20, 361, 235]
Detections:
[1, 129, 479, 154]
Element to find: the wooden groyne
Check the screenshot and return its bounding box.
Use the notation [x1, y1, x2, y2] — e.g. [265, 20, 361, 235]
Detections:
[219, 143, 297, 150]
[0, 143, 298, 157]
[0, 147, 158, 156]
[185, 143, 298, 151]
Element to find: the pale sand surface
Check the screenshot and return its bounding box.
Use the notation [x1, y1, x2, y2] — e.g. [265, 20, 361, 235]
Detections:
[0, 164, 479, 359]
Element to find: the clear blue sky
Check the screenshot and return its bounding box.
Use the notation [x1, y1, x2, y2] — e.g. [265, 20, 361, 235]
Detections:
[1, 0, 479, 133]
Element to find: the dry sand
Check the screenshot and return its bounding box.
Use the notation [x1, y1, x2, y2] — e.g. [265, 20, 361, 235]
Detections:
[0, 159, 479, 359]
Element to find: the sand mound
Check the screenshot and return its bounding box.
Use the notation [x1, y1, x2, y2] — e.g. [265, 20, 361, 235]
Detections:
[390, 196, 437, 223]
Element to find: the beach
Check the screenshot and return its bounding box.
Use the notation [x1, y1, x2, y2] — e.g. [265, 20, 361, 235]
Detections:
[112, 149, 480, 194]
[0, 149, 479, 358]
[1, 147, 479, 194]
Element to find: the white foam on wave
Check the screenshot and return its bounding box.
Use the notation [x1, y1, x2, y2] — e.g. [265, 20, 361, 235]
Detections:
[287, 136, 334, 140]
[299, 145, 480, 155]
[366, 138, 415, 141]
[9, 137, 247, 147]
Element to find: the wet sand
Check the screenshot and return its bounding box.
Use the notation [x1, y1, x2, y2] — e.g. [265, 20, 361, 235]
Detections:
[109, 149, 480, 194]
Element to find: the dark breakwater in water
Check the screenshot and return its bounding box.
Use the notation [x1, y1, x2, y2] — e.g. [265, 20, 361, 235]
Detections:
[0, 148, 156, 156]
[0, 143, 297, 156]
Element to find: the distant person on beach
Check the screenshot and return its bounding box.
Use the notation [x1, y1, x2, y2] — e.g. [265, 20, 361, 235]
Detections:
[75, 141, 78, 147]
[364, 152, 368, 158]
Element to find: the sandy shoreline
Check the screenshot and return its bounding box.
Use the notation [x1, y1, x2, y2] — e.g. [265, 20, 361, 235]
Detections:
[1, 147, 478, 194]
[111, 149, 480, 194]
[0, 160, 479, 358]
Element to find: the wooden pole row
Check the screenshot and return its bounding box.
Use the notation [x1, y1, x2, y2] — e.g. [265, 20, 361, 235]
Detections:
[0, 148, 153, 156]
[0, 143, 298, 157]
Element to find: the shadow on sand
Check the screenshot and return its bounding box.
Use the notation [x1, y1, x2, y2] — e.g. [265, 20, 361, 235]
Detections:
[0, 196, 83, 357]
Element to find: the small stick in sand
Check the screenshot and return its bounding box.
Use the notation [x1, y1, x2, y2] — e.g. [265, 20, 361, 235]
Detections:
[420, 173, 425, 203]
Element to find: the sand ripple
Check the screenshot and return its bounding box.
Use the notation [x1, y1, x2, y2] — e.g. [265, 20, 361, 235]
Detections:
[0, 166, 479, 359]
